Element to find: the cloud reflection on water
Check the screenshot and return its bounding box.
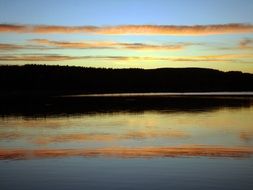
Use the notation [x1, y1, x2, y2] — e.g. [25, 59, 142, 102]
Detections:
[1, 96, 253, 161]
[0, 145, 252, 160]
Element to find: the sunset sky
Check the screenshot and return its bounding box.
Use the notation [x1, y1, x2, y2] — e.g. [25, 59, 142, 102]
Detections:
[0, 0, 253, 72]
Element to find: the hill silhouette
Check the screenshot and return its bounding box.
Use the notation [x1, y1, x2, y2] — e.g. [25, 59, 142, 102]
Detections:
[1, 64, 253, 115]
[1, 64, 253, 95]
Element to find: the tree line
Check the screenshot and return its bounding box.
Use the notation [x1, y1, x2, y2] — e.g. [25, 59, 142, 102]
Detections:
[1, 64, 253, 95]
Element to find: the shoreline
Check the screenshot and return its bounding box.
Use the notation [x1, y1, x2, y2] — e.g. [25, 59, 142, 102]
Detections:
[1, 94, 253, 117]
[63, 92, 253, 97]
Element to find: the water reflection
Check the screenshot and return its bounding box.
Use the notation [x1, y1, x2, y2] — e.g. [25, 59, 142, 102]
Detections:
[0, 96, 253, 159]
[1, 146, 253, 160]
[1, 96, 253, 190]
[1, 95, 252, 117]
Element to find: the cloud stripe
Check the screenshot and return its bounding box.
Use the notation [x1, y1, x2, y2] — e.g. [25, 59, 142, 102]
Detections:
[30, 39, 189, 50]
[0, 54, 252, 62]
[0, 40, 196, 51]
[239, 38, 253, 49]
[0, 55, 76, 61]
[0, 43, 23, 50]
[0, 23, 253, 35]
[0, 43, 49, 51]
[0, 24, 97, 33]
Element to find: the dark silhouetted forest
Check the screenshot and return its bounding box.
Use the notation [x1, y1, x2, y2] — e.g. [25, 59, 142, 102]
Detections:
[1, 64, 253, 95]
[1, 64, 253, 115]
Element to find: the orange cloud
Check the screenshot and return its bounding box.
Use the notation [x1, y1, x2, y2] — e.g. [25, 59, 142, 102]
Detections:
[30, 39, 116, 49]
[0, 55, 79, 61]
[0, 23, 253, 35]
[0, 43, 53, 51]
[93, 24, 253, 35]
[0, 43, 23, 50]
[117, 42, 186, 50]
[0, 24, 28, 32]
[0, 54, 252, 62]
[0, 55, 137, 61]
[0, 24, 97, 33]
[0, 146, 252, 160]
[30, 39, 189, 50]
[0, 40, 193, 52]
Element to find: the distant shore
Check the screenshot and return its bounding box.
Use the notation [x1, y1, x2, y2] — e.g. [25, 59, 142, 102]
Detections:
[1, 65, 253, 96]
[0, 93, 252, 117]
[1, 64, 253, 116]
[64, 92, 253, 97]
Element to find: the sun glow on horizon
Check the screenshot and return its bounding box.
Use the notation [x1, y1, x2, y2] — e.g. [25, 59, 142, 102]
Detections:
[0, 0, 253, 72]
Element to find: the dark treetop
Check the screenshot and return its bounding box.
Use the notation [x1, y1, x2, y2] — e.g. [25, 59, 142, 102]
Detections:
[1, 64, 253, 95]
[1, 65, 253, 115]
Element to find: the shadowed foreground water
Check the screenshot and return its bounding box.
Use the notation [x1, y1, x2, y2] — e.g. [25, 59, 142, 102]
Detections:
[0, 95, 253, 190]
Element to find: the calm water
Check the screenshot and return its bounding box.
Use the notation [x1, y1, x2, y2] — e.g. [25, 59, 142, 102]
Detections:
[1, 96, 253, 190]
[65, 91, 253, 97]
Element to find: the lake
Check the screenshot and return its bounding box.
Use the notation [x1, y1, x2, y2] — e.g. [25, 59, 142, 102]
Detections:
[0, 95, 253, 190]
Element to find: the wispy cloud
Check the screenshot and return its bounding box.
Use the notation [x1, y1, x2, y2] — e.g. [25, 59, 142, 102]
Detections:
[0, 55, 78, 61]
[30, 39, 117, 49]
[216, 38, 253, 51]
[1, 54, 252, 62]
[1, 23, 253, 35]
[30, 39, 193, 50]
[172, 54, 253, 62]
[239, 38, 253, 49]
[0, 145, 252, 159]
[0, 43, 49, 51]
[0, 24, 97, 33]
[119, 42, 185, 50]
[0, 40, 196, 51]
[92, 24, 253, 35]
[0, 43, 23, 50]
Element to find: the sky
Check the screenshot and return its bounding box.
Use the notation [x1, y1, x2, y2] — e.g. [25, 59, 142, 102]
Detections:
[0, 0, 253, 72]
